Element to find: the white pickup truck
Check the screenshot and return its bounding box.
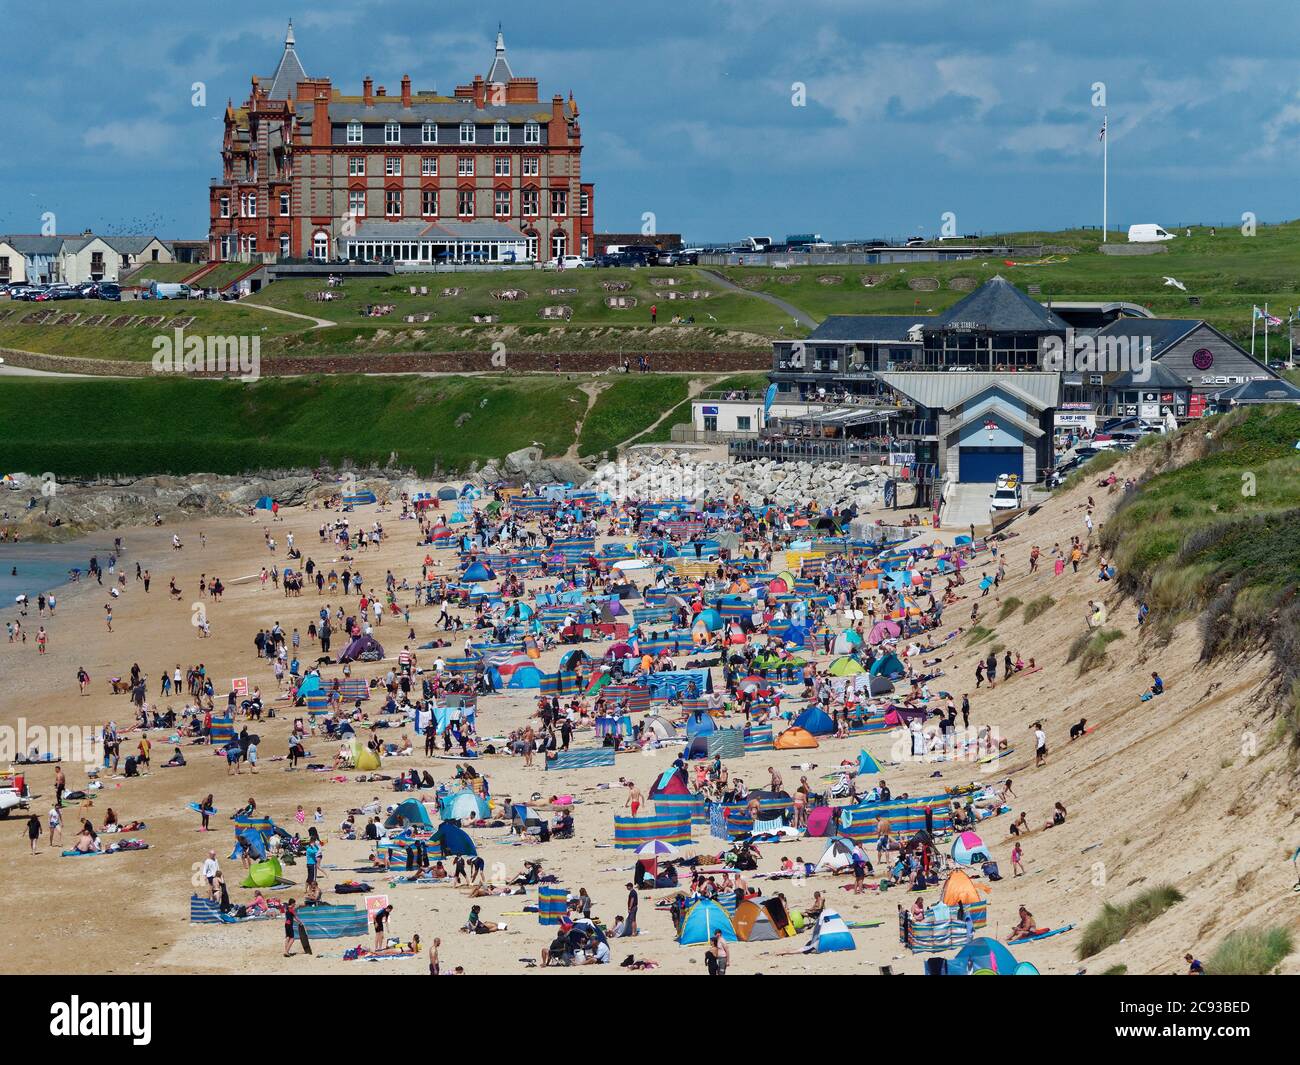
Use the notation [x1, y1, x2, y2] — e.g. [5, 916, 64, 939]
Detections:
[0, 772, 30, 816]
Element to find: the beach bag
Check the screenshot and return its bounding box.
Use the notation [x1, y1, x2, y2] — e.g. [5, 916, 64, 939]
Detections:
[981, 860, 1002, 882]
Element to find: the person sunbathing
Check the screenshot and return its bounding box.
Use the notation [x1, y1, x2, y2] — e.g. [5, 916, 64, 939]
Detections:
[73, 829, 102, 854]
[1008, 906, 1038, 941]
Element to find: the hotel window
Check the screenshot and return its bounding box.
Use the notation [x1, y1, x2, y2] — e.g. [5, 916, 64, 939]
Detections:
[580, 235, 590, 257]
[246, 194, 258, 218]
[422, 189, 438, 216]
[218, 195, 229, 218]
[524, 121, 540, 144]
[349, 156, 365, 176]
[421, 156, 437, 177]
[580, 191, 589, 217]
[421, 122, 437, 144]
[385, 189, 401, 216]
[522, 157, 539, 176]
[459, 121, 475, 144]
[550, 189, 567, 217]
[385, 156, 401, 176]
[494, 189, 510, 216]
[525, 233, 538, 261]
[494, 156, 510, 177]
[346, 121, 363, 144]
[279, 191, 290, 216]
[458, 156, 474, 177]
[384, 121, 400, 144]
[279, 235, 290, 257]
[521, 189, 539, 216]
[457, 189, 474, 216]
[348, 190, 365, 216]
[494, 121, 509, 144]
[313, 231, 329, 257]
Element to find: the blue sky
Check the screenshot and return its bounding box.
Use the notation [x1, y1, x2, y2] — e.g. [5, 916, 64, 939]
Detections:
[2, 0, 1298, 242]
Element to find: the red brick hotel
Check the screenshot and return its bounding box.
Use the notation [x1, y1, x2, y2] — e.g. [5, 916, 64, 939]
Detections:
[209, 23, 594, 265]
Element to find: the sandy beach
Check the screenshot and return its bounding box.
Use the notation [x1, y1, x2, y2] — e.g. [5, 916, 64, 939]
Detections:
[0, 463, 1294, 978]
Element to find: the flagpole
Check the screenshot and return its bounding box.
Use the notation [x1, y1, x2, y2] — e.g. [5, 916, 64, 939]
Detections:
[1251, 306, 1256, 357]
[1265, 304, 1269, 364]
[1102, 112, 1108, 242]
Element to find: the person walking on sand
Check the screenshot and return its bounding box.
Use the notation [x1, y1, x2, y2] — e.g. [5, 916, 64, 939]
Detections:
[625, 781, 643, 817]
[429, 936, 441, 975]
[283, 898, 299, 957]
[1011, 841, 1025, 877]
[48, 803, 62, 848]
[27, 813, 41, 853]
[1034, 722, 1047, 767]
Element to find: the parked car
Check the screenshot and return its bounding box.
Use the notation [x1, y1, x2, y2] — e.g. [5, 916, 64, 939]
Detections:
[989, 484, 1022, 512]
[545, 254, 588, 270]
[9, 284, 43, 301]
[96, 282, 122, 301]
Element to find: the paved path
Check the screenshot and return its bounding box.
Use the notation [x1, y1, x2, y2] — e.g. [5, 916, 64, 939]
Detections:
[701, 269, 817, 329]
[242, 301, 336, 329]
[941, 482, 996, 534]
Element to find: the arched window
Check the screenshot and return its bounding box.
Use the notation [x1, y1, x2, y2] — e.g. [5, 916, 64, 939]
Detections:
[312, 231, 330, 259]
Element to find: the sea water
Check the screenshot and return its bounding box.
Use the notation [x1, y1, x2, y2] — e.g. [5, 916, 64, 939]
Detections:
[0, 540, 115, 607]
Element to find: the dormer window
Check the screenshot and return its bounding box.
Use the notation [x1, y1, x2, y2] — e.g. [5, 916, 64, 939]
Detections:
[421, 122, 437, 144]
[494, 121, 509, 144]
[384, 121, 400, 144]
[459, 122, 476, 144]
[346, 121, 363, 144]
[524, 121, 540, 144]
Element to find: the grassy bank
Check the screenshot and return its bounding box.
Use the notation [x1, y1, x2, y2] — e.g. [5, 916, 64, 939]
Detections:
[0, 371, 764, 476]
[1100, 406, 1300, 702]
[0, 374, 587, 476]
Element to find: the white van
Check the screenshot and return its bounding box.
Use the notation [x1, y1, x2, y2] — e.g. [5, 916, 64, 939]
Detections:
[1127, 224, 1175, 243]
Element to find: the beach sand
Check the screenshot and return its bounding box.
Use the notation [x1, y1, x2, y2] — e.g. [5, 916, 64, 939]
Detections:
[0, 468, 1293, 977]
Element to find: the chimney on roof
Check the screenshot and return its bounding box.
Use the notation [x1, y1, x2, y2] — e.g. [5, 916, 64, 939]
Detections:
[401, 74, 411, 108]
[313, 86, 330, 146]
[363, 76, 373, 106]
[551, 94, 564, 141]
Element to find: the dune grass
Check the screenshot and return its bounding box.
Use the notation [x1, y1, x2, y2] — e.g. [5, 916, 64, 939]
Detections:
[1023, 595, 1056, 623]
[965, 625, 996, 645]
[1067, 628, 1126, 674]
[996, 597, 1023, 622]
[1100, 406, 1300, 701]
[1207, 926, 1294, 975]
[1078, 885, 1185, 959]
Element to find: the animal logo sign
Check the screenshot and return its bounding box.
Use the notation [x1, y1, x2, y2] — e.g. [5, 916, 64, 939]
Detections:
[1192, 348, 1214, 371]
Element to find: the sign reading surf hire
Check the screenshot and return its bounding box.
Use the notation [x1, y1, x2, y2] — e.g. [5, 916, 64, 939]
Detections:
[49, 997, 151, 1045]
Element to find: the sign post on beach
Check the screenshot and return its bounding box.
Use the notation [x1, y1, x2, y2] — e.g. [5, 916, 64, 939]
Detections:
[232, 678, 248, 700]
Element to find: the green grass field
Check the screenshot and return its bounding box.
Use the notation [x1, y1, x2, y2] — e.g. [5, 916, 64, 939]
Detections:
[0, 371, 756, 476]
[0, 375, 587, 476]
[711, 222, 1300, 346]
[0, 298, 305, 361]
[4, 223, 1298, 361]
